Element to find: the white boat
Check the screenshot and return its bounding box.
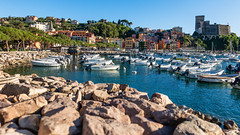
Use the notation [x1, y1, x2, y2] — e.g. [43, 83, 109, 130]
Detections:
[83, 60, 113, 66]
[158, 63, 171, 70]
[31, 59, 61, 67]
[135, 60, 150, 66]
[197, 73, 239, 83]
[185, 69, 224, 79]
[90, 64, 120, 71]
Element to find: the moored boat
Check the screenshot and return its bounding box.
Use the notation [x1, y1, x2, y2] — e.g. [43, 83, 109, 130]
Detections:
[197, 73, 239, 83]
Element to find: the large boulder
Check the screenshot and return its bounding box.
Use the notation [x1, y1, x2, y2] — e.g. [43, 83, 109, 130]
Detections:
[131, 115, 174, 135]
[0, 96, 47, 124]
[123, 88, 149, 100]
[126, 97, 166, 118]
[0, 99, 12, 108]
[173, 116, 224, 135]
[80, 100, 104, 115]
[151, 93, 173, 107]
[83, 106, 131, 124]
[92, 90, 110, 102]
[18, 114, 41, 132]
[110, 98, 144, 117]
[1, 83, 47, 96]
[38, 98, 80, 135]
[82, 114, 144, 135]
[152, 108, 191, 127]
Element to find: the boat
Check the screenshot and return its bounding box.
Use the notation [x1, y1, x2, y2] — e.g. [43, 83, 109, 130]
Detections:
[197, 73, 239, 83]
[82, 60, 113, 67]
[158, 63, 171, 71]
[31, 59, 61, 67]
[90, 64, 120, 71]
[185, 69, 224, 79]
[135, 60, 150, 66]
[230, 77, 240, 89]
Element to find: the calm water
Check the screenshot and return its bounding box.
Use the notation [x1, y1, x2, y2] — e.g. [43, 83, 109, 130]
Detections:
[4, 55, 240, 125]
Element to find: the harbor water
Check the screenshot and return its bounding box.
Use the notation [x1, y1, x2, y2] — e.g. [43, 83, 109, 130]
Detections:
[4, 55, 240, 126]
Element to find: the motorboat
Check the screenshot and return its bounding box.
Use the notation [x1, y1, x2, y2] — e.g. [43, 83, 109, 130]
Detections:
[185, 69, 224, 79]
[158, 63, 171, 71]
[31, 58, 61, 67]
[197, 73, 239, 83]
[230, 77, 240, 89]
[83, 60, 113, 67]
[135, 60, 150, 66]
[90, 64, 120, 71]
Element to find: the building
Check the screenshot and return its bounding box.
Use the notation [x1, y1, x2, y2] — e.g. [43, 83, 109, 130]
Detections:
[115, 38, 124, 49]
[195, 15, 230, 38]
[0, 18, 9, 24]
[71, 20, 79, 25]
[71, 31, 95, 44]
[95, 36, 104, 43]
[195, 15, 205, 33]
[172, 27, 182, 32]
[30, 22, 55, 32]
[125, 37, 135, 49]
[25, 16, 38, 23]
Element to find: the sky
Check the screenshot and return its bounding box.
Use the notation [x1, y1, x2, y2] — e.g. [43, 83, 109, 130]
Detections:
[0, 0, 239, 35]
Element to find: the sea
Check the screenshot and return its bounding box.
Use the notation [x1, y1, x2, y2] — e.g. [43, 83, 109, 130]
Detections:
[4, 55, 240, 126]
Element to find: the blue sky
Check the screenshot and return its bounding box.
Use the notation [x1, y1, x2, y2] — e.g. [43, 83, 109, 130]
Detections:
[0, 0, 239, 35]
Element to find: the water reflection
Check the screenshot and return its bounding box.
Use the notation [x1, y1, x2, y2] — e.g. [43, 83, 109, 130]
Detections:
[231, 88, 240, 100]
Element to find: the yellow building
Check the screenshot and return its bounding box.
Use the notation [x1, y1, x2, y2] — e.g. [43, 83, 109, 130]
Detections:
[125, 37, 135, 49]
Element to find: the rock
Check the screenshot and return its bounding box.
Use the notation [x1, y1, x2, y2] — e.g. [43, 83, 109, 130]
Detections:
[106, 83, 120, 93]
[119, 84, 129, 91]
[1, 122, 18, 129]
[110, 98, 144, 117]
[152, 108, 191, 127]
[18, 114, 41, 132]
[173, 116, 224, 135]
[211, 117, 220, 123]
[39, 98, 80, 135]
[223, 129, 240, 135]
[16, 94, 31, 102]
[151, 93, 173, 107]
[92, 90, 110, 102]
[84, 81, 94, 86]
[0, 128, 34, 135]
[84, 89, 94, 100]
[41, 97, 77, 115]
[123, 89, 149, 100]
[126, 97, 166, 118]
[82, 114, 144, 135]
[131, 115, 174, 135]
[30, 81, 42, 86]
[58, 85, 72, 93]
[0, 96, 47, 124]
[205, 115, 212, 122]
[224, 120, 239, 130]
[83, 106, 131, 124]
[80, 100, 104, 115]
[0, 99, 12, 108]
[75, 90, 82, 103]
[68, 81, 79, 87]
[0, 94, 7, 100]
[1, 83, 47, 96]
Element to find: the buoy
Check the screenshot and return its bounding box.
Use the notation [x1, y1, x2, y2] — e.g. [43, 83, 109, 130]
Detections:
[132, 71, 137, 74]
[123, 67, 126, 71]
[74, 66, 77, 70]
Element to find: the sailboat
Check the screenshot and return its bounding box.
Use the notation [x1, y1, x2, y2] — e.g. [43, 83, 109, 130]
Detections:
[209, 42, 216, 57]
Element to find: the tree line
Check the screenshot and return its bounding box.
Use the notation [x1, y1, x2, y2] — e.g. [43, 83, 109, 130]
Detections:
[0, 26, 119, 51]
[181, 32, 240, 51]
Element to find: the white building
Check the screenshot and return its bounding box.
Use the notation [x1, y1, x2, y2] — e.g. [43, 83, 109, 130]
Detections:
[71, 20, 79, 25]
[29, 22, 55, 32]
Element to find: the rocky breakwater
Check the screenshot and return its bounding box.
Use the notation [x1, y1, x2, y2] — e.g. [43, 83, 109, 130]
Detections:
[0, 51, 67, 69]
[0, 71, 239, 135]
